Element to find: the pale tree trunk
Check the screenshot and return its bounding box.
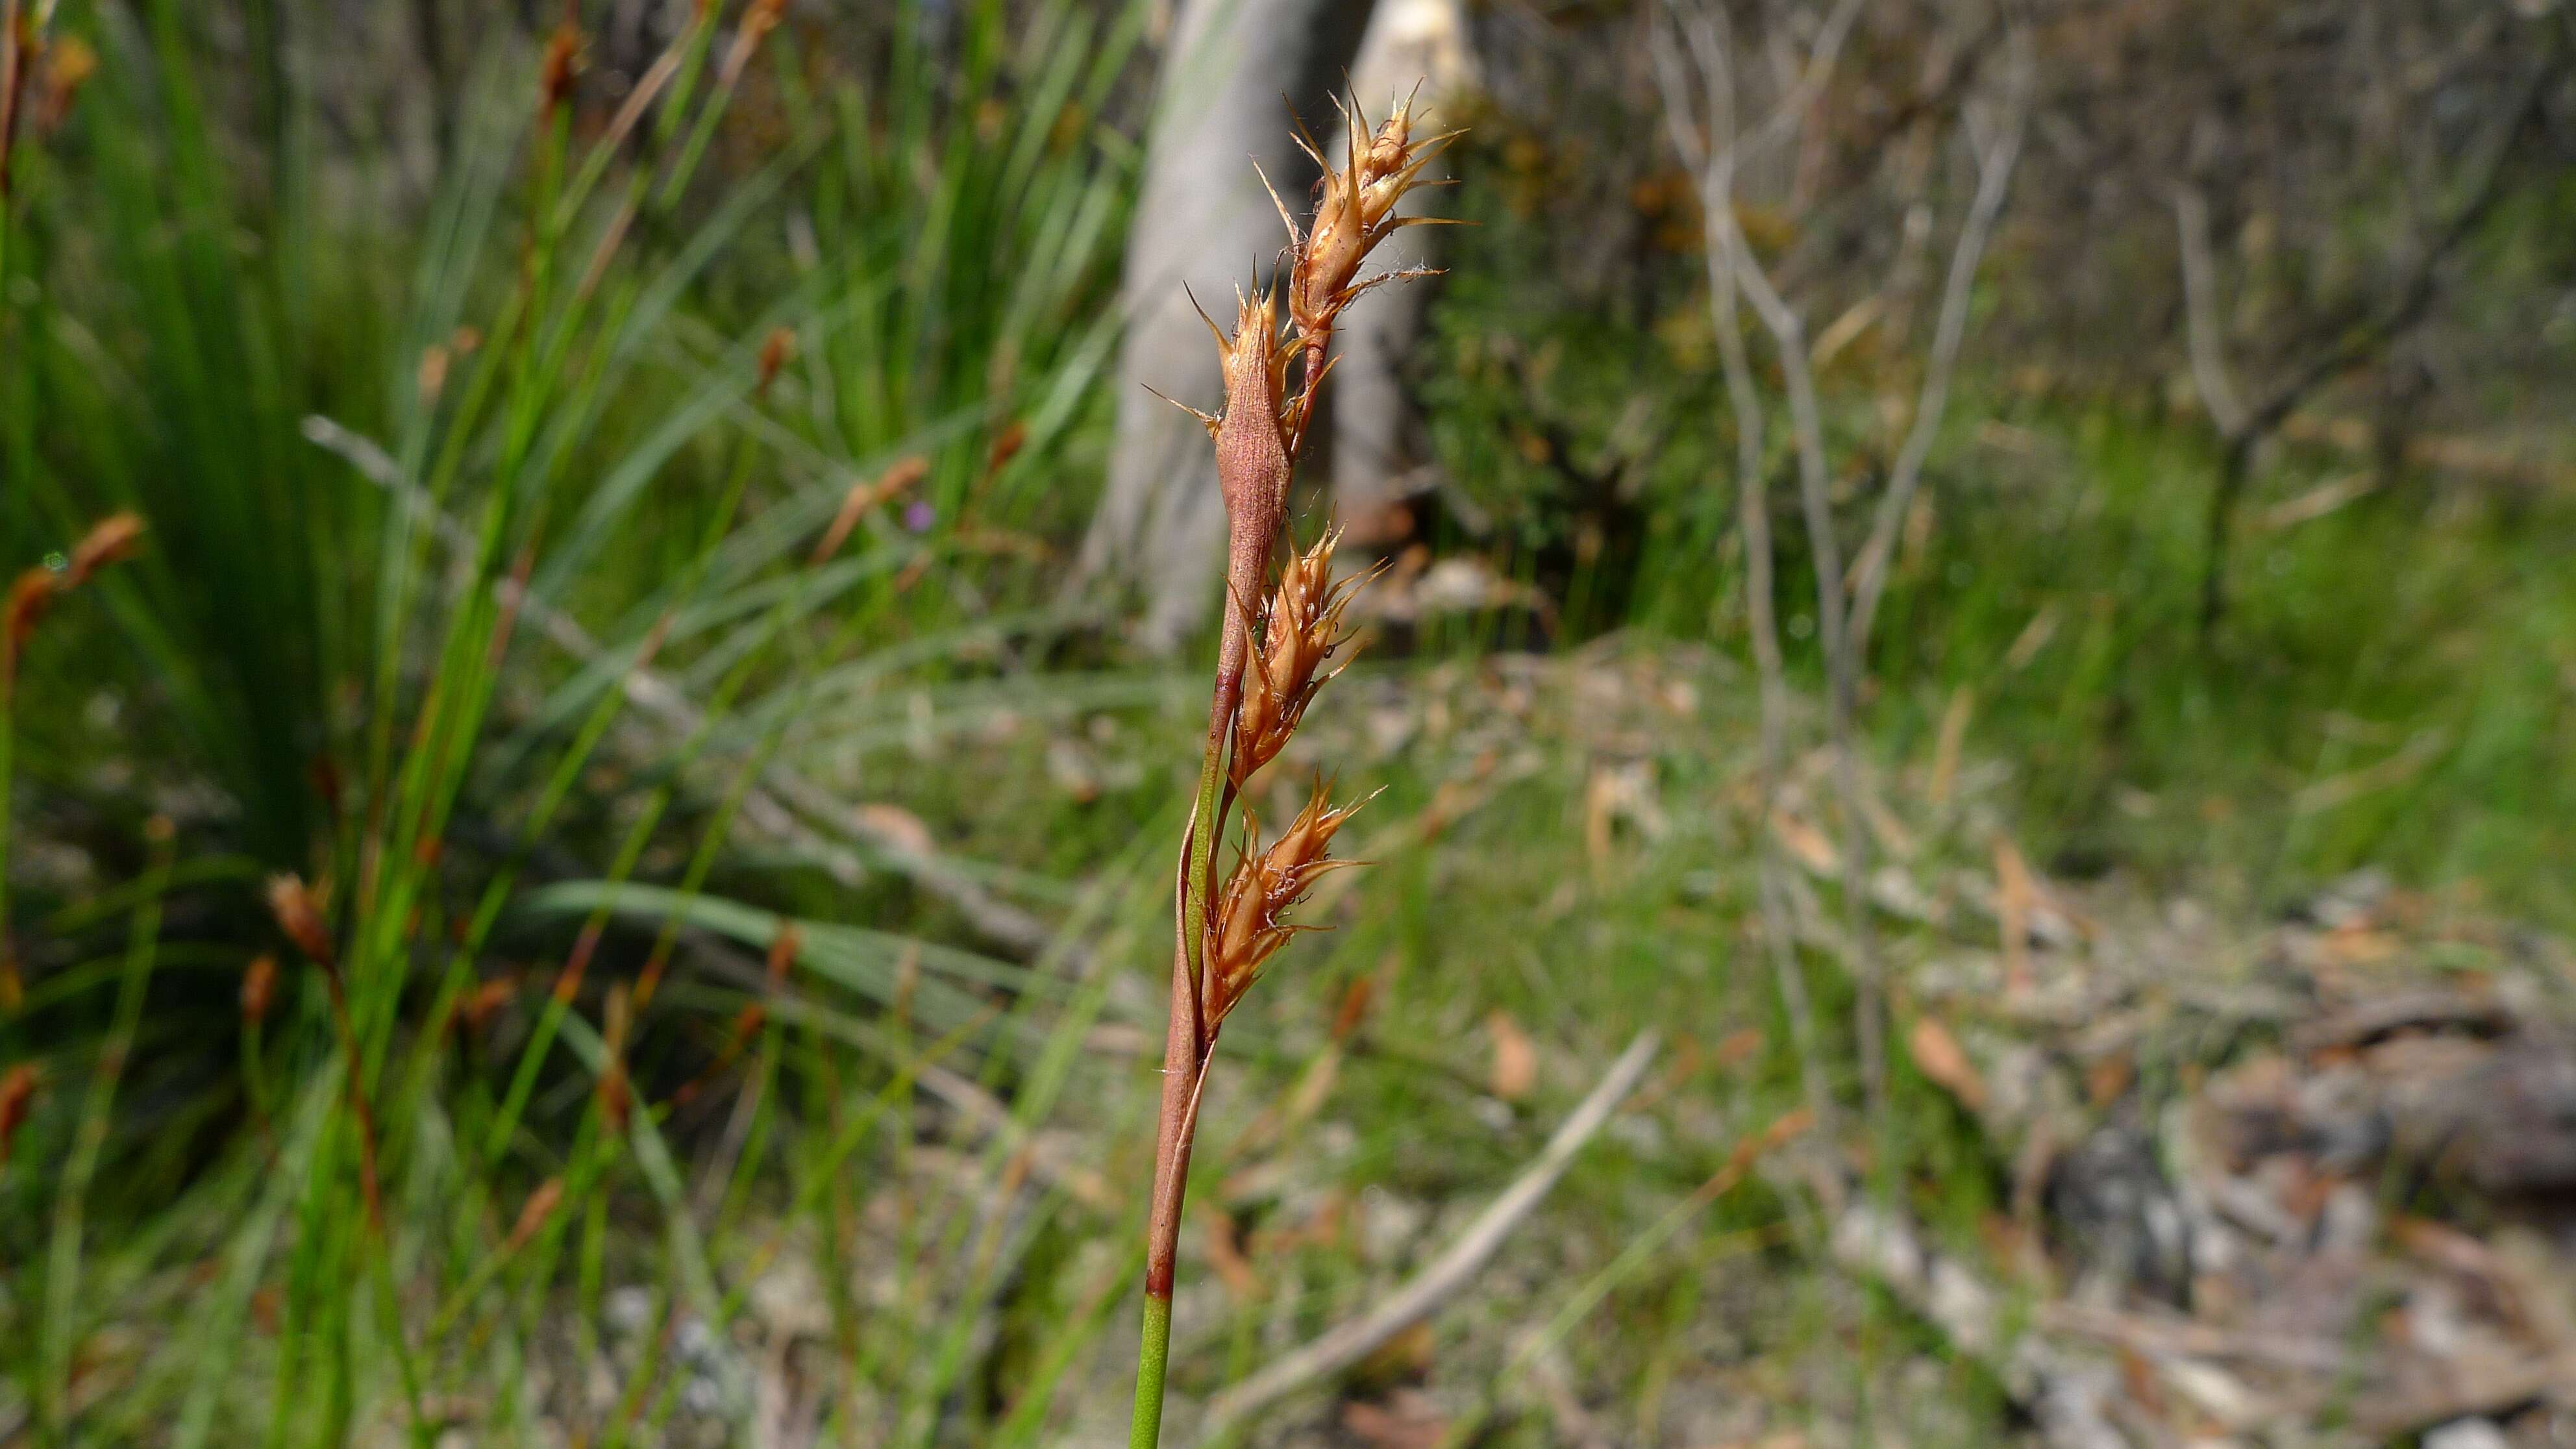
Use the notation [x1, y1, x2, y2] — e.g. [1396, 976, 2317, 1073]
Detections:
[1076, 0, 1378, 651]
[1332, 0, 1470, 547]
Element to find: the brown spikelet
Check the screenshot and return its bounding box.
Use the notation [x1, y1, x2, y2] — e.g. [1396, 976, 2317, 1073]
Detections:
[417, 345, 451, 406]
[716, 0, 787, 91]
[1211, 290, 1293, 521]
[765, 921, 801, 985]
[0, 1062, 37, 1173]
[757, 326, 795, 397]
[1329, 973, 1374, 1041]
[459, 975, 516, 1036]
[597, 982, 633, 1132]
[1232, 529, 1370, 788]
[266, 874, 334, 967]
[241, 954, 279, 1024]
[3, 512, 145, 690]
[1205, 784, 1364, 1028]
[1276, 96, 1454, 450]
[985, 419, 1028, 477]
[538, 21, 584, 116]
[811, 455, 928, 567]
[506, 1177, 565, 1252]
[64, 512, 143, 586]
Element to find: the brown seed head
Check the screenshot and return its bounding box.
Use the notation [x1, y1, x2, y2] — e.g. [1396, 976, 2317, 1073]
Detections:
[597, 982, 633, 1131]
[241, 954, 279, 1024]
[538, 22, 584, 116]
[757, 326, 795, 397]
[506, 1177, 565, 1252]
[1285, 98, 1448, 356]
[765, 921, 800, 985]
[985, 419, 1028, 477]
[0, 1062, 36, 1169]
[1232, 529, 1368, 787]
[65, 512, 144, 586]
[460, 976, 516, 1035]
[717, 0, 787, 90]
[1206, 783, 1363, 1028]
[810, 454, 927, 567]
[266, 874, 334, 967]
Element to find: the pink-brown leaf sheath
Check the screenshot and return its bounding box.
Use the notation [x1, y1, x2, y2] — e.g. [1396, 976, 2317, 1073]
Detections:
[1151, 291, 1294, 1304]
[1202, 290, 1294, 775]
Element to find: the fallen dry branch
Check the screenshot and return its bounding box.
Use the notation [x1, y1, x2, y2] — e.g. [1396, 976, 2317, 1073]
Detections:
[1829, 1200, 2129, 1449]
[1193, 1029, 1661, 1441]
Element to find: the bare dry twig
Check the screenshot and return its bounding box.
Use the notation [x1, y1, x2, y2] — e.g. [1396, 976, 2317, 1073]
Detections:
[1193, 1029, 1660, 1440]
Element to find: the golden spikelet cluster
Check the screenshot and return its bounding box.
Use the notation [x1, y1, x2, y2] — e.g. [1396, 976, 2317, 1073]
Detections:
[1204, 783, 1362, 1029]
[1135, 92, 1457, 1416]
[1230, 528, 1367, 790]
[1265, 95, 1456, 449]
[1172, 94, 1448, 1043]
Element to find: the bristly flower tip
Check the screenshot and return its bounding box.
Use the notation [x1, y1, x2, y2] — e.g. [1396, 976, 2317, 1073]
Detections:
[1272, 94, 1458, 449]
[1205, 782, 1366, 1028]
[1232, 528, 1370, 788]
[267, 874, 334, 967]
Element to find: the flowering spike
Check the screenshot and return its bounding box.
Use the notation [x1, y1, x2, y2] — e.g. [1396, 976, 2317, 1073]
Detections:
[1133, 82, 1457, 1443]
[1232, 530, 1370, 788]
[1204, 782, 1365, 1027]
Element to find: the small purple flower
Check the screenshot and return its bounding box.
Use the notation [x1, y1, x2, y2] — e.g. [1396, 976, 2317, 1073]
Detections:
[902, 499, 937, 534]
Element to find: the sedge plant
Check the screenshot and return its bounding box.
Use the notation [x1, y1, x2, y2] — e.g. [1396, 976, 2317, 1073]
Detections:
[1128, 94, 1453, 1447]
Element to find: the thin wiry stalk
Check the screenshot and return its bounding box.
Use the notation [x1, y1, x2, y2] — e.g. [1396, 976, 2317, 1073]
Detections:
[1655, 0, 1886, 1129]
[1847, 28, 2033, 660]
[1650, 2, 1829, 1137]
[1719, 181, 1886, 1128]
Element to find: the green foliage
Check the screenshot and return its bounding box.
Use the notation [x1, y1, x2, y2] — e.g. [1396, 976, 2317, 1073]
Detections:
[0, 0, 2566, 1443]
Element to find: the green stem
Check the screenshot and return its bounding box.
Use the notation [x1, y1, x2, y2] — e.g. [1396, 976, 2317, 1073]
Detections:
[1181, 737, 1225, 991]
[1130, 1292, 1173, 1449]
